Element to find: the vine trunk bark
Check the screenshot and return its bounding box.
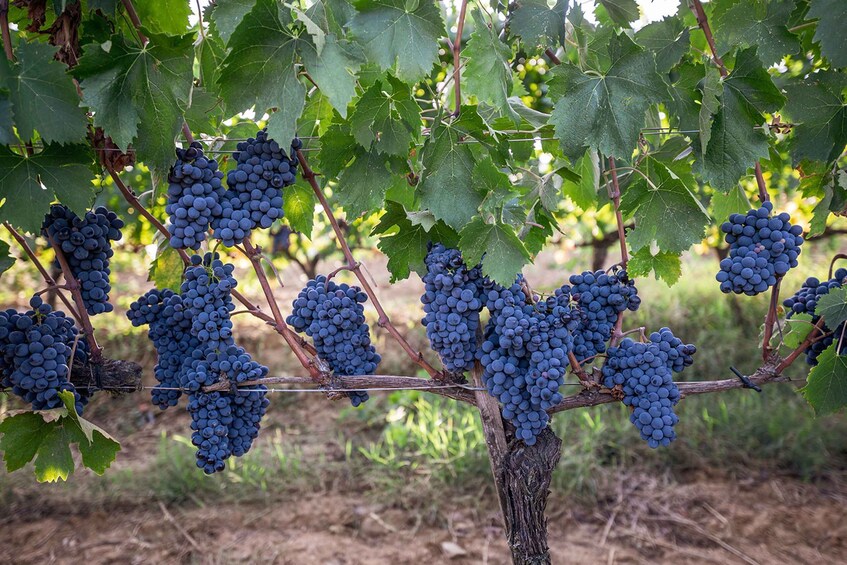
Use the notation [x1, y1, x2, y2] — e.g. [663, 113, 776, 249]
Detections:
[472, 363, 562, 564]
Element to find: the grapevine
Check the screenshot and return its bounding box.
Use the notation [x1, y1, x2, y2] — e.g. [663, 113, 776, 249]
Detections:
[165, 142, 225, 250]
[783, 268, 847, 365]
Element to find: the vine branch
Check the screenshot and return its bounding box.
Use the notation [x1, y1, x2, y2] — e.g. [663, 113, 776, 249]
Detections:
[0, 0, 13, 62]
[120, 0, 147, 44]
[451, 0, 469, 116]
[296, 148, 443, 380]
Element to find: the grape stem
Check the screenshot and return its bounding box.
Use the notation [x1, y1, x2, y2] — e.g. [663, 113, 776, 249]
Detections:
[120, 0, 148, 45]
[296, 148, 444, 380]
[3, 223, 81, 322]
[0, 0, 13, 62]
[607, 157, 629, 347]
[45, 234, 103, 362]
[451, 0, 469, 116]
[762, 279, 782, 361]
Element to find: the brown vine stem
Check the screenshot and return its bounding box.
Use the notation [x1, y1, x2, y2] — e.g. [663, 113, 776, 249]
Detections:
[544, 48, 561, 66]
[241, 239, 322, 379]
[0, 0, 13, 62]
[120, 0, 148, 44]
[762, 278, 781, 361]
[46, 234, 102, 361]
[451, 0, 469, 116]
[776, 317, 826, 372]
[607, 157, 629, 346]
[4, 223, 80, 321]
[296, 148, 443, 379]
[754, 162, 770, 203]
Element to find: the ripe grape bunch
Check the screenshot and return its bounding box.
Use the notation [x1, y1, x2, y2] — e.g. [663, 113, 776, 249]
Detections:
[212, 130, 301, 246]
[165, 141, 225, 250]
[42, 204, 124, 315]
[716, 201, 804, 295]
[567, 269, 641, 363]
[479, 279, 577, 445]
[420, 244, 489, 375]
[288, 275, 381, 407]
[783, 268, 847, 365]
[601, 328, 695, 448]
[0, 296, 90, 415]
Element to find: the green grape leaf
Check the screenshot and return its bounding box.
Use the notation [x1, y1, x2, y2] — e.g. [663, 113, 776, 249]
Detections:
[508, 0, 568, 48]
[298, 91, 336, 139]
[148, 243, 184, 292]
[88, 0, 117, 15]
[350, 78, 419, 156]
[475, 157, 516, 222]
[464, 11, 517, 123]
[697, 48, 784, 191]
[783, 312, 815, 350]
[667, 62, 705, 132]
[597, 0, 639, 28]
[57, 391, 120, 475]
[372, 200, 458, 281]
[209, 0, 257, 44]
[0, 89, 14, 145]
[417, 112, 488, 230]
[800, 346, 847, 416]
[300, 34, 364, 119]
[184, 86, 225, 134]
[317, 123, 358, 178]
[808, 0, 847, 68]
[334, 148, 395, 218]
[0, 240, 15, 275]
[621, 157, 710, 253]
[0, 412, 53, 472]
[218, 0, 304, 147]
[284, 183, 316, 237]
[783, 71, 847, 165]
[135, 0, 191, 36]
[406, 209, 437, 231]
[296, 7, 327, 55]
[0, 145, 95, 233]
[809, 188, 833, 237]
[549, 33, 669, 160]
[196, 32, 227, 89]
[459, 218, 530, 286]
[349, 0, 445, 83]
[713, 0, 799, 65]
[561, 149, 600, 211]
[698, 65, 721, 155]
[33, 424, 76, 483]
[711, 184, 751, 222]
[627, 248, 682, 286]
[76, 31, 194, 172]
[816, 288, 847, 331]
[635, 16, 690, 72]
[0, 42, 88, 144]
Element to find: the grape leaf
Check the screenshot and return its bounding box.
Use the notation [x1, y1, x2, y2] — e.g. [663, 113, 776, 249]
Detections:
[548, 33, 669, 160]
[298, 91, 336, 139]
[562, 149, 600, 212]
[349, 0, 445, 83]
[627, 248, 682, 286]
[667, 62, 704, 132]
[698, 65, 721, 155]
[621, 157, 709, 253]
[808, 0, 847, 68]
[464, 11, 517, 123]
[317, 123, 358, 178]
[783, 312, 815, 349]
[196, 32, 226, 90]
[417, 111, 489, 230]
[0, 240, 15, 275]
[783, 72, 847, 165]
[635, 16, 690, 72]
[334, 147, 395, 218]
[711, 184, 751, 222]
[697, 48, 784, 191]
[816, 288, 847, 331]
[349, 78, 419, 156]
[459, 218, 530, 286]
[508, 0, 568, 48]
[284, 183, 316, 237]
[76, 31, 194, 172]
[597, 0, 639, 28]
[0, 89, 14, 145]
[148, 242, 184, 292]
[0, 412, 52, 472]
[713, 0, 799, 65]
[371, 200, 458, 281]
[209, 0, 257, 44]
[800, 346, 847, 416]
[475, 157, 517, 222]
[57, 391, 120, 475]
[135, 0, 191, 36]
[88, 0, 117, 15]
[300, 34, 364, 119]
[33, 424, 76, 483]
[0, 42, 88, 144]
[809, 188, 833, 237]
[0, 144, 95, 233]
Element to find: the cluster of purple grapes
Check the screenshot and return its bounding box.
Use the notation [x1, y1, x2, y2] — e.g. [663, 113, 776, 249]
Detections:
[212, 131, 301, 246]
[287, 275, 381, 407]
[783, 268, 847, 365]
[478, 279, 577, 445]
[165, 142, 225, 250]
[42, 204, 124, 315]
[601, 328, 695, 448]
[716, 202, 804, 296]
[420, 244, 489, 375]
[566, 269, 641, 363]
[0, 296, 89, 415]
